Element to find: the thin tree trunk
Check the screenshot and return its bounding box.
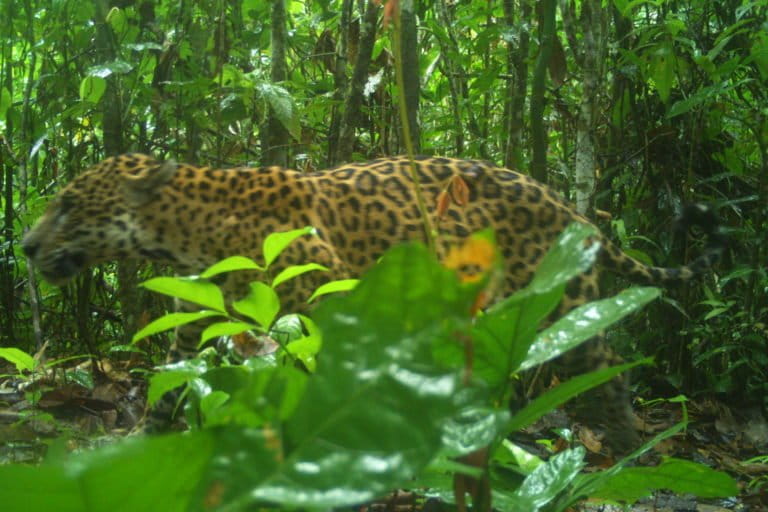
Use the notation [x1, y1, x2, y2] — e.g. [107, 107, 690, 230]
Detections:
[328, 0, 353, 163]
[503, 0, 531, 170]
[530, 0, 556, 183]
[398, 0, 420, 154]
[261, 0, 290, 167]
[564, 0, 606, 214]
[1, 0, 17, 345]
[336, 0, 379, 163]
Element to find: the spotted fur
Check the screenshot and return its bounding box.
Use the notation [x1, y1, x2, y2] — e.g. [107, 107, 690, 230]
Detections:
[23, 154, 723, 450]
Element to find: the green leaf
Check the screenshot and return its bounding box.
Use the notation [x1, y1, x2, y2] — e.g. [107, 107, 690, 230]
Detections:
[199, 321, 256, 347]
[507, 360, 648, 433]
[520, 287, 661, 371]
[524, 222, 598, 296]
[495, 448, 586, 510]
[256, 82, 302, 140]
[0, 432, 213, 512]
[147, 360, 209, 406]
[131, 311, 222, 343]
[0, 87, 11, 119]
[88, 60, 133, 78]
[200, 255, 264, 278]
[650, 43, 675, 103]
[271, 263, 328, 288]
[232, 282, 280, 329]
[0, 347, 36, 372]
[106, 7, 128, 37]
[141, 277, 227, 312]
[308, 278, 359, 302]
[283, 315, 322, 372]
[262, 226, 315, 268]
[215, 244, 474, 509]
[199, 390, 230, 419]
[441, 405, 510, 457]
[79, 76, 106, 104]
[591, 457, 738, 503]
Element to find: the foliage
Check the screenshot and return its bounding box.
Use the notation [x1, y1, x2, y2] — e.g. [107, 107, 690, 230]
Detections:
[0, 226, 737, 510]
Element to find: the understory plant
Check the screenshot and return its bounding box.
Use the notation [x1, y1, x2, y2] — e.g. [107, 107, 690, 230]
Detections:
[0, 226, 736, 511]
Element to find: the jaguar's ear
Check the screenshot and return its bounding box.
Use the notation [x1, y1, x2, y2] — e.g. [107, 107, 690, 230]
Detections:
[122, 160, 178, 206]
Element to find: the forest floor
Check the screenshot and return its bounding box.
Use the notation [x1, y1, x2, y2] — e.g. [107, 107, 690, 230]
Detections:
[0, 358, 766, 511]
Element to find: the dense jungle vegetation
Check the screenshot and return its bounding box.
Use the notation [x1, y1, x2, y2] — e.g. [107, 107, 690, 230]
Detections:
[0, 0, 766, 510]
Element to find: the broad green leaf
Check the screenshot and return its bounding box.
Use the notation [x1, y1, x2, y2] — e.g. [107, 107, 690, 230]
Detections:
[590, 457, 738, 503]
[0, 347, 36, 372]
[307, 278, 359, 302]
[141, 277, 226, 312]
[256, 82, 302, 140]
[106, 7, 128, 37]
[262, 226, 314, 268]
[520, 287, 660, 371]
[201, 255, 263, 278]
[284, 315, 322, 372]
[148, 359, 209, 406]
[650, 43, 675, 103]
[524, 223, 598, 296]
[441, 405, 511, 457]
[79, 76, 106, 103]
[0, 432, 213, 512]
[232, 282, 280, 329]
[466, 284, 564, 392]
[131, 311, 222, 343]
[88, 60, 133, 77]
[271, 262, 328, 288]
[507, 360, 648, 433]
[199, 390, 230, 418]
[215, 244, 474, 509]
[199, 321, 256, 347]
[495, 448, 586, 511]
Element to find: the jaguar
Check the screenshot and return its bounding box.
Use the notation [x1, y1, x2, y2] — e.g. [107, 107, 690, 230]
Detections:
[22, 153, 723, 452]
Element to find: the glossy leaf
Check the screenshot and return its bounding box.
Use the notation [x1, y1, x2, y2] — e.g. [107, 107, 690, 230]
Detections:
[200, 256, 264, 278]
[524, 222, 598, 297]
[232, 282, 280, 329]
[147, 359, 209, 406]
[590, 457, 738, 503]
[271, 262, 328, 288]
[507, 360, 648, 433]
[141, 277, 227, 312]
[307, 278, 359, 302]
[199, 321, 256, 347]
[0, 347, 36, 372]
[0, 432, 213, 512]
[495, 448, 586, 511]
[131, 311, 222, 343]
[520, 287, 660, 371]
[256, 82, 302, 140]
[262, 226, 314, 268]
[79, 75, 105, 103]
[215, 244, 475, 509]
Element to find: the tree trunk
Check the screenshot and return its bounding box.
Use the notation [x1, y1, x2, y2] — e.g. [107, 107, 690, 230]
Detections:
[336, 0, 379, 163]
[261, 0, 290, 167]
[503, 0, 532, 170]
[564, 0, 606, 214]
[328, 0, 353, 163]
[398, 0, 420, 154]
[530, 0, 556, 183]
